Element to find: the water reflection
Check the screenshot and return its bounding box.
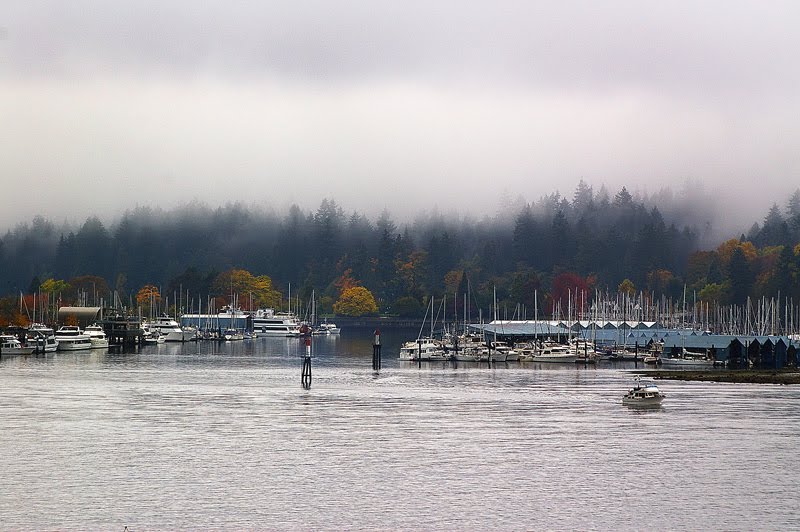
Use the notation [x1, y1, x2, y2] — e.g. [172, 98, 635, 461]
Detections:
[1, 330, 799, 530]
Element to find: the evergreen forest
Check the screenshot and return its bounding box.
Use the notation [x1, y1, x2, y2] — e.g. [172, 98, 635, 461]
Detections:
[2, 182, 800, 325]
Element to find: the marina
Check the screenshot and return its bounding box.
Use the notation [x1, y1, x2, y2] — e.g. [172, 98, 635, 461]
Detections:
[0, 331, 798, 530]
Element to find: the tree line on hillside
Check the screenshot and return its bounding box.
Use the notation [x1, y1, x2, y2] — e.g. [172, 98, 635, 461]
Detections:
[1, 183, 799, 327]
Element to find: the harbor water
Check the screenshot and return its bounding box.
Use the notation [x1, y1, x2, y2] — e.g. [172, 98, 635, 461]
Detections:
[1, 328, 798, 530]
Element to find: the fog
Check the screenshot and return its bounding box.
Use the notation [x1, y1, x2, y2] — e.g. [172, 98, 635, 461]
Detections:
[1, 1, 798, 237]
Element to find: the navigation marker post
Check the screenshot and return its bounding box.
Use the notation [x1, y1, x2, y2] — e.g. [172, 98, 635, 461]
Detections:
[301, 336, 312, 389]
[372, 329, 382, 371]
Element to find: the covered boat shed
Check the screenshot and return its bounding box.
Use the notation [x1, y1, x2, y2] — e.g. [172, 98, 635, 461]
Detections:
[469, 321, 574, 343]
[662, 334, 798, 368]
[57, 306, 103, 328]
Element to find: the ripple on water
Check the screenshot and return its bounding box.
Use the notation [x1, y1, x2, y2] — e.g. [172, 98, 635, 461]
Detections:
[1, 343, 799, 530]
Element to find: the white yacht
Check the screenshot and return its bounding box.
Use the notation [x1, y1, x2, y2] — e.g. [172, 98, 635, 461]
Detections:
[399, 338, 447, 361]
[144, 315, 193, 342]
[447, 333, 485, 362]
[84, 323, 110, 349]
[142, 324, 166, 343]
[529, 342, 579, 363]
[252, 308, 302, 337]
[0, 335, 35, 355]
[28, 323, 58, 352]
[313, 321, 341, 335]
[622, 378, 665, 407]
[55, 326, 93, 351]
[487, 341, 519, 362]
[223, 328, 244, 341]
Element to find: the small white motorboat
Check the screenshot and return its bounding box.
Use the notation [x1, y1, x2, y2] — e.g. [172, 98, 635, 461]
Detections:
[0, 335, 35, 356]
[622, 377, 665, 407]
[84, 323, 110, 349]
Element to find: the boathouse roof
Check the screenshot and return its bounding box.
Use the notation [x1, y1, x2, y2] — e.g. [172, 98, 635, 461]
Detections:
[57, 306, 103, 327]
[662, 334, 797, 350]
[469, 321, 571, 337]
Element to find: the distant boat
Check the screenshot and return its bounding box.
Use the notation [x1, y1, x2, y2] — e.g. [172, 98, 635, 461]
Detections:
[144, 315, 194, 342]
[142, 326, 166, 343]
[0, 334, 35, 356]
[252, 308, 302, 337]
[28, 323, 58, 352]
[314, 321, 341, 335]
[622, 378, 665, 407]
[530, 342, 579, 363]
[55, 326, 93, 351]
[223, 328, 244, 341]
[84, 323, 110, 349]
[399, 338, 446, 361]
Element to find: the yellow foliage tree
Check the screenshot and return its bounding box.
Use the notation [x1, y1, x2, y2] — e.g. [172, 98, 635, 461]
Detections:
[212, 269, 281, 309]
[39, 278, 70, 294]
[333, 286, 378, 316]
[618, 279, 636, 296]
[253, 275, 282, 309]
[717, 239, 757, 265]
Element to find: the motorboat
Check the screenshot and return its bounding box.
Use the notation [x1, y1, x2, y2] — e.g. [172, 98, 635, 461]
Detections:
[622, 378, 665, 407]
[399, 338, 447, 361]
[478, 341, 518, 362]
[313, 321, 341, 335]
[252, 308, 302, 337]
[0, 334, 35, 355]
[530, 342, 579, 363]
[27, 323, 58, 352]
[142, 325, 166, 343]
[442, 333, 483, 362]
[55, 326, 93, 351]
[223, 328, 244, 341]
[570, 339, 599, 363]
[84, 323, 110, 349]
[144, 315, 193, 342]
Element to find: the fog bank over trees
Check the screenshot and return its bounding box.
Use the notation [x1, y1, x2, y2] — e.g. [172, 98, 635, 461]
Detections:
[2, 183, 799, 318]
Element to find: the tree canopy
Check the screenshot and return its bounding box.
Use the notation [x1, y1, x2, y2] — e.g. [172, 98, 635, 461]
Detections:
[1, 186, 799, 323]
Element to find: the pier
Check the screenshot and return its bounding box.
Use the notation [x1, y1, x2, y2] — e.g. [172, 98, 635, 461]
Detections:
[100, 315, 144, 347]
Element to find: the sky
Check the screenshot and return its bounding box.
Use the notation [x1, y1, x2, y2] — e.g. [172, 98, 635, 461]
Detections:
[1, 1, 799, 233]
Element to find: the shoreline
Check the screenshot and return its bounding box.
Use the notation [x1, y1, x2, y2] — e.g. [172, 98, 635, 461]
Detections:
[639, 369, 800, 385]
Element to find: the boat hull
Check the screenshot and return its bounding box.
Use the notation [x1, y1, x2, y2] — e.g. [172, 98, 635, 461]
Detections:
[57, 340, 93, 351]
[0, 346, 35, 355]
[622, 396, 664, 407]
[254, 329, 301, 337]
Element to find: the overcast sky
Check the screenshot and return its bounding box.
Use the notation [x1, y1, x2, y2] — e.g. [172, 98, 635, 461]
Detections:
[1, 1, 798, 232]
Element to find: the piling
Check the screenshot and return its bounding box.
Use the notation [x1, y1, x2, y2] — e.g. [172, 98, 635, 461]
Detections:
[301, 336, 312, 389]
[372, 329, 382, 371]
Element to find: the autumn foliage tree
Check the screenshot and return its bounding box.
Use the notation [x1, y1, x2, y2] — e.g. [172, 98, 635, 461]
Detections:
[333, 286, 378, 316]
[136, 285, 161, 316]
[211, 269, 281, 309]
[550, 272, 591, 316]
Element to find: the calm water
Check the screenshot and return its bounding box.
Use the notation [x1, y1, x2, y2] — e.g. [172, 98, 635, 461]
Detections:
[1, 328, 798, 530]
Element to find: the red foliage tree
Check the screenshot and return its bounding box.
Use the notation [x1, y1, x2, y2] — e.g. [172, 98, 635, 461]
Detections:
[550, 272, 591, 318]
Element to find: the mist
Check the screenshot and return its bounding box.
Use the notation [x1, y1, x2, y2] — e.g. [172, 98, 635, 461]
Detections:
[1, 1, 799, 235]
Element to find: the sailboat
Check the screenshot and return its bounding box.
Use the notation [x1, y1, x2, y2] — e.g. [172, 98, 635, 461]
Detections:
[398, 297, 447, 361]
